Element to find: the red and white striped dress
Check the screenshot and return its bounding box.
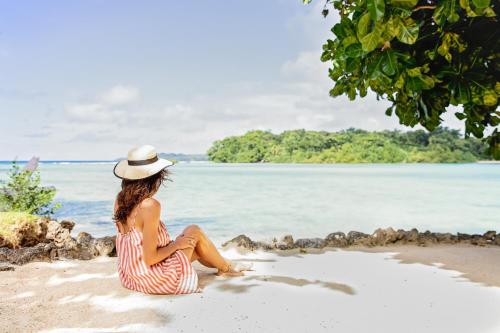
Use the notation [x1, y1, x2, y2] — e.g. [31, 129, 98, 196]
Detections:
[115, 211, 201, 295]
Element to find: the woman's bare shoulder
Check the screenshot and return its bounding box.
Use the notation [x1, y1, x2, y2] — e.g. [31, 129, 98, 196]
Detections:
[141, 197, 160, 208]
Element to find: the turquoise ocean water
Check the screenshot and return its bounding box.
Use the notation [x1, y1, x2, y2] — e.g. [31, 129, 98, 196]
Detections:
[0, 162, 499, 245]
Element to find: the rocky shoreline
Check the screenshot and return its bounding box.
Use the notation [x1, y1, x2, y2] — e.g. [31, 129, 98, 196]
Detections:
[1, 218, 499, 270]
[222, 228, 500, 251]
[0, 218, 116, 267]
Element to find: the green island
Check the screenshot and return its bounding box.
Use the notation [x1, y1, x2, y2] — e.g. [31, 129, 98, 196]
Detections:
[207, 128, 489, 163]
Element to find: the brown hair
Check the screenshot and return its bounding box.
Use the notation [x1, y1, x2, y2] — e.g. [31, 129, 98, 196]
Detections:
[113, 168, 171, 225]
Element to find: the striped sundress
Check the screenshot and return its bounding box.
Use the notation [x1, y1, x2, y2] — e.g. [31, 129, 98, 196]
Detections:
[115, 213, 201, 295]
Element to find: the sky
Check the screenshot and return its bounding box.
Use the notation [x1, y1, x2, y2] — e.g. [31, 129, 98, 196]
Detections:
[0, 0, 464, 160]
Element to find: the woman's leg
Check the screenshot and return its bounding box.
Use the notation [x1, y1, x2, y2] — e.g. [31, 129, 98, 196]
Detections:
[177, 225, 232, 272]
[190, 248, 215, 267]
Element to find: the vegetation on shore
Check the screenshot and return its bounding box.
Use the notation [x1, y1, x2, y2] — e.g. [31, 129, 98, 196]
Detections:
[0, 160, 60, 215]
[207, 128, 489, 163]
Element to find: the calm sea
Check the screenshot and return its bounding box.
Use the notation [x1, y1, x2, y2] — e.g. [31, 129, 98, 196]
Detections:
[1, 162, 499, 245]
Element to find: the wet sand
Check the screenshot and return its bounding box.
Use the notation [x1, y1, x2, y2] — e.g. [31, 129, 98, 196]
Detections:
[1, 245, 500, 333]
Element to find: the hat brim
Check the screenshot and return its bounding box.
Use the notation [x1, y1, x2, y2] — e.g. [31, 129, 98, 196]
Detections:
[113, 158, 173, 180]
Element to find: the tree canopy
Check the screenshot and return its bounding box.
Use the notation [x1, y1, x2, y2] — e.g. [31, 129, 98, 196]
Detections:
[305, 0, 499, 158]
[207, 128, 489, 163]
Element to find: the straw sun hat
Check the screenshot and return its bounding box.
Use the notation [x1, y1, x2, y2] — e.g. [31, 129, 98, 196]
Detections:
[113, 145, 173, 180]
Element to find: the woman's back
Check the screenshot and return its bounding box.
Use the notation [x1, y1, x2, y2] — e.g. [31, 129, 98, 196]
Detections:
[115, 201, 200, 295]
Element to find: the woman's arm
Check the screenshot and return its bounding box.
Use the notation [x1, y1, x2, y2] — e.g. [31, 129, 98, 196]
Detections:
[140, 198, 195, 266]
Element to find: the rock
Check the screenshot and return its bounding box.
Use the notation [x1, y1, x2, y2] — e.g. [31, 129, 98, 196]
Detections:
[46, 220, 77, 249]
[470, 235, 487, 246]
[494, 237, 500, 246]
[347, 231, 368, 241]
[8, 218, 49, 248]
[346, 231, 370, 245]
[57, 245, 95, 260]
[294, 238, 324, 248]
[418, 231, 438, 245]
[93, 236, 115, 256]
[0, 235, 8, 248]
[222, 234, 258, 250]
[396, 229, 407, 243]
[434, 233, 457, 244]
[276, 234, 294, 250]
[60, 220, 75, 232]
[457, 233, 471, 241]
[404, 228, 419, 243]
[76, 232, 93, 246]
[255, 241, 274, 250]
[324, 232, 348, 248]
[483, 231, 496, 241]
[0, 242, 57, 265]
[58, 232, 100, 259]
[0, 264, 15, 271]
[371, 228, 399, 246]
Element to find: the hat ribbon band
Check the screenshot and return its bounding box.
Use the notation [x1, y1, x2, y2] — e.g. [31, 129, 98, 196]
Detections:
[127, 155, 158, 166]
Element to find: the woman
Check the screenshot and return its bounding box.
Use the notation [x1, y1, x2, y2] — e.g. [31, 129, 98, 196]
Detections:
[112, 145, 252, 295]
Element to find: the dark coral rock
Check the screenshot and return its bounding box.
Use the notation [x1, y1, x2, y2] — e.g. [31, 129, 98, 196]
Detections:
[483, 231, 496, 241]
[0, 243, 57, 265]
[324, 232, 349, 248]
[276, 235, 294, 250]
[457, 233, 472, 241]
[434, 233, 457, 244]
[222, 234, 258, 250]
[294, 238, 325, 249]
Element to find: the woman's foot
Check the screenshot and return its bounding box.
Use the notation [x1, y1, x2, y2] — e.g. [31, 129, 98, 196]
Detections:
[228, 260, 253, 272]
[216, 260, 253, 276]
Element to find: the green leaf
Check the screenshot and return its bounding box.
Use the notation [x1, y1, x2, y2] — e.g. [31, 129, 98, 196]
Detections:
[346, 57, 360, 71]
[432, 3, 446, 25]
[472, 0, 490, 8]
[406, 67, 421, 77]
[320, 50, 331, 62]
[406, 77, 422, 92]
[382, 50, 397, 76]
[360, 24, 383, 52]
[340, 17, 356, 37]
[333, 23, 345, 39]
[342, 36, 359, 48]
[357, 13, 372, 40]
[367, 54, 385, 79]
[483, 90, 498, 106]
[345, 43, 364, 58]
[367, 0, 385, 21]
[459, 0, 478, 16]
[396, 17, 419, 44]
[419, 75, 435, 90]
[389, 0, 418, 8]
[383, 17, 400, 39]
[395, 74, 405, 89]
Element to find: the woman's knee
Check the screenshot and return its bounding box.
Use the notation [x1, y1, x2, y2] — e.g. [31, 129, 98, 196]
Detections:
[184, 224, 202, 234]
[182, 224, 206, 240]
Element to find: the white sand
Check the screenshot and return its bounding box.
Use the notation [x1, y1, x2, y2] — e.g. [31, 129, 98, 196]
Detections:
[1, 246, 500, 333]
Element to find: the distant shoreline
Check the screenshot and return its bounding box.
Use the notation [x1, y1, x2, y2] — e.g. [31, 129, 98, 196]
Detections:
[1, 160, 498, 165]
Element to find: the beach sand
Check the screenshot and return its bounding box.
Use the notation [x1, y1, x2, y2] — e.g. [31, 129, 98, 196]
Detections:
[1, 245, 500, 333]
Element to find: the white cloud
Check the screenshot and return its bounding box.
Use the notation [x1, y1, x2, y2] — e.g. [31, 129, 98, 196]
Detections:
[99, 85, 140, 105]
[64, 85, 139, 124]
[65, 103, 123, 122]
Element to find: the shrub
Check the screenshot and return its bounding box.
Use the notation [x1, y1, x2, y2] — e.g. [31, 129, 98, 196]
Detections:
[0, 161, 60, 216]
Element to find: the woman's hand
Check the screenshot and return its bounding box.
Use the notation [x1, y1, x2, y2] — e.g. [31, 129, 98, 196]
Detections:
[173, 235, 197, 250]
